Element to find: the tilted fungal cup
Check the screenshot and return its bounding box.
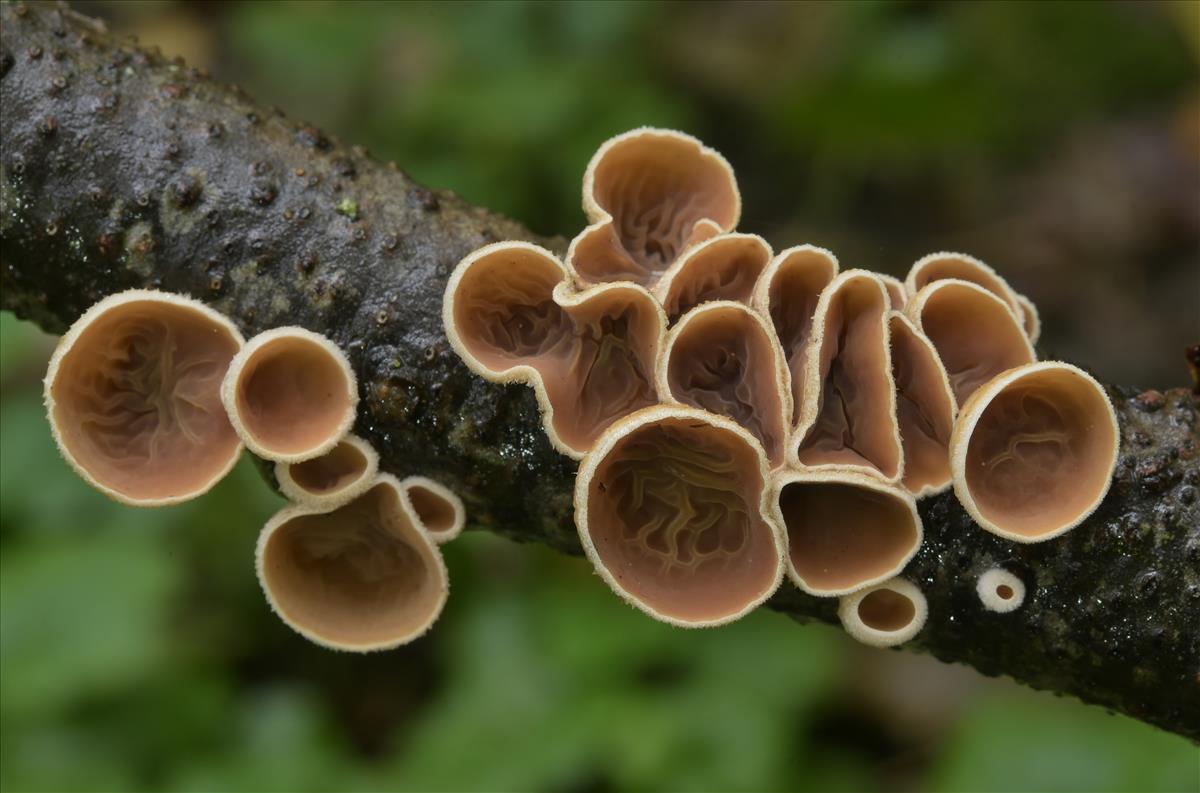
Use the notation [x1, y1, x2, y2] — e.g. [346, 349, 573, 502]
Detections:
[791, 269, 904, 483]
[888, 311, 956, 498]
[256, 473, 449, 652]
[977, 568, 1026, 613]
[657, 301, 792, 468]
[443, 240, 665, 458]
[43, 289, 245, 506]
[654, 233, 773, 322]
[878, 274, 907, 311]
[950, 361, 1118, 543]
[1016, 292, 1041, 345]
[837, 577, 927, 648]
[751, 244, 839, 426]
[221, 327, 358, 462]
[567, 127, 741, 289]
[906, 278, 1035, 406]
[574, 405, 786, 627]
[399, 475, 466, 544]
[905, 251, 1025, 327]
[771, 469, 923, 597]
[275, 433, 378, 509]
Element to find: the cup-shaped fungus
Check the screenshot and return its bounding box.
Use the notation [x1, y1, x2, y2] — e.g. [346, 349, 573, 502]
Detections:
[792, 270, 903, 482]
[977, 568, 1026, 613]
[256, 474, 449, 651]
[654, 233, 772, 322]
[275, 433, 378, 509]
[751, 245, 839, 426]
[888, 312, 956, 498]
[906, 279, 1035, 406]
[772, 470, 922, 597]
[905, 252, 1024, 325]
[221, 327, 358, 462]
[43, 289, 245, 506]
[568, 128, 740, 289]
[658, 302, 791, 467]
[879, 274, 907, 311]
[837, 578, 927, 647]
[1016, 292, 1041, 345]
[575, 406, 786, 627]
[950, 362, 1118, 542]
[444, 241, 665, 458]
[400, 476, 466, 544]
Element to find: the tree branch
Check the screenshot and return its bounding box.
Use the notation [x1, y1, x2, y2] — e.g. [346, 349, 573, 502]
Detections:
[2, 1, 1197, 741]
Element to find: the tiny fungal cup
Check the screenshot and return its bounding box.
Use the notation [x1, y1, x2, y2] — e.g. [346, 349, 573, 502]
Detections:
[256, 474, 449, 652]
[772, 470, 923, 597]
[221, 327, 357, 462]
[43, 289, 245, 506]
[574, 406, 786, 627]
[977, 568, 1026, 613]
[837, 578, 927, 648]
[275, 433, 378, 509]
[400, 476, 466, 544]
[950, 361, 1119, 542]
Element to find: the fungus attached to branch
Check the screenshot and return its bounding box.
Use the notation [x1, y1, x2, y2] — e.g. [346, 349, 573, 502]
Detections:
[888, 312, 956, 498]
[792, 270, 903, 482]
[772, 470, 923, 597]
[43, 289, 245, 506]
[950, 361, 1119, 542]
[275, 433, 378, 509]
[221, 327, 358, 462]
[658, 301, 791, 467]
[567, 128, 740, 289]
[574, 406, 785, 627]
[752, 245, 839, 425]
[256, 474, 449, 652]
[443, 241, 665, 458]
[400, 476, 466, 544]
[654, 233, 772, 322]
[837, 578, 928, 648]
[905, 252, 1025, 325]
[977, 568, 1027, 613]
[906, 279, 1035, 406]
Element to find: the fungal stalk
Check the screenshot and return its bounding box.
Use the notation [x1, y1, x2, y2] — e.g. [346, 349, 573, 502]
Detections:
[837, 578, 928, 647]
[221, 327, 358, 462]
[43, 289, 245, 506]
[950, 362, 1119, 542]
[574, 406, 785, 627]
[443, 241, 665, 457]
[275, 433, 378, 509]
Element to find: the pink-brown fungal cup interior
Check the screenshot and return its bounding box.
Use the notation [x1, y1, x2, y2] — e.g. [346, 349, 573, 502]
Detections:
[257, 475, 448, 651]
[888, 312, 955, 497]
[276, 433, 377, 507]
[837, 577, 927, 647]
[569, 128, 740, 289]
[223, 327, 357, 462]
[773, 471, 922, 596]
[401, 476, 466, 544]
[951, 362, 1118, 542]
[655, 233, 771, 322]
[575, 407, 784, 626]
[44, 289, 244, 506]
[444, 242, 664, 457]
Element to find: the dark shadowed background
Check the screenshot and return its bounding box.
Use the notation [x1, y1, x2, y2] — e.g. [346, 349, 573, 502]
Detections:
[2, 2, 1198, 791]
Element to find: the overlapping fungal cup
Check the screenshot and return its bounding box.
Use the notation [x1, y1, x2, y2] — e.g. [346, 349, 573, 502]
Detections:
[448, 128, 1119, 647]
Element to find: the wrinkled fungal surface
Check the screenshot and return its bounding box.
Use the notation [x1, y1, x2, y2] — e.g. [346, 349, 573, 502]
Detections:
[258, 477, 447, 651]
[569, 129, 739, 289]
[774, 473, 921, 595]
[578, 410, 781, 625]
[910, 280, 1034, 405]
[656, 233, 770, 321]
[957, 364, 1118, 540]
[794, 272, 902, 480]
[46, 292, 242, 504]
[754, 246, 838, 425]
[889, 312, 955, 497]
[447, 243, 662, 455]
[662, 303, 789, 467]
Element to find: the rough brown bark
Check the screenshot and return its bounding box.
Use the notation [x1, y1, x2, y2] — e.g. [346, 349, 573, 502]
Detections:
[2, 1, 1197, 742]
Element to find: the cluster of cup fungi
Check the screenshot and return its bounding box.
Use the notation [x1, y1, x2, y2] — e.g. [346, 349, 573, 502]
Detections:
[44, 291, 465, 652]
[444, 127, 1121, 647]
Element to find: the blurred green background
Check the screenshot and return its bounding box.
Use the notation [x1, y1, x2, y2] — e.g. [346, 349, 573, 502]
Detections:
[2, 1, 1199, 791]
